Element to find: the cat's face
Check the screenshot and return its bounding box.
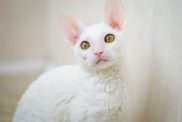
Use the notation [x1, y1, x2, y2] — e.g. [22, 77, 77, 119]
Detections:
[60, 0, 124, 70]
[73, 23, 123, 70]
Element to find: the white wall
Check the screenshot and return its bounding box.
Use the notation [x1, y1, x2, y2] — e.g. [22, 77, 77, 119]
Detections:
[124, 0, 182, 121]
[145, 0, 182, 122]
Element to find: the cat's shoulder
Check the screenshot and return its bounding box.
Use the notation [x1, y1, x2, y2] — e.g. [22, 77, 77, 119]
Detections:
[37, 64, 84, 82]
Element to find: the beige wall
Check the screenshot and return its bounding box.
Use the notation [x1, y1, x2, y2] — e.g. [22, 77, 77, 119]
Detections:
[0, 0, 47, 61]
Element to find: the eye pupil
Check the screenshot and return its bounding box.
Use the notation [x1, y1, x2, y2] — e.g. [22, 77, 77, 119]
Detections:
[105, 34, 115, 43]
[80, 41, 90, 50]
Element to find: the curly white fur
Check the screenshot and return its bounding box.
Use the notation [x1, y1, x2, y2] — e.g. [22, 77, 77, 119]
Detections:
[13, 62, 129, 122]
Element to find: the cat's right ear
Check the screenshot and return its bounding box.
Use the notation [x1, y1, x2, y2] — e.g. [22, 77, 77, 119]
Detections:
[59, 11, 83, 45]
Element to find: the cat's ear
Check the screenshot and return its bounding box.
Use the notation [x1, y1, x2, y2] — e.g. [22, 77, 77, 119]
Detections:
[59, 11, 83, 45]
[104, 0, 125, 30]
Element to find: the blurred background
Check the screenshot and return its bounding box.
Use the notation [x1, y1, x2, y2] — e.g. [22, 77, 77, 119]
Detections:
[0, 0, 182, 122]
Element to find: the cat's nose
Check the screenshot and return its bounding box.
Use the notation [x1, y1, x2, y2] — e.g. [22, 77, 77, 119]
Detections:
[94, 51, 104, 57]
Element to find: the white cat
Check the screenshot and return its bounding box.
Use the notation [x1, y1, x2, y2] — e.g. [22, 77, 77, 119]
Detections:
[13, 0, 129, 122]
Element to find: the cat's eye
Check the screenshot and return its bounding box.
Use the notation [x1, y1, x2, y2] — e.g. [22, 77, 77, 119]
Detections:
[80, 41, 90, 50]
[104, 34, 115, 43]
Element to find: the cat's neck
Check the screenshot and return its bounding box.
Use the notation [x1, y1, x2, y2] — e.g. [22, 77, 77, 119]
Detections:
[80, 56, 126, 84]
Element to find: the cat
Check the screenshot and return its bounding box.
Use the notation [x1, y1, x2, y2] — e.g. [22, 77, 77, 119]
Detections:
[13, 0, 129, 122]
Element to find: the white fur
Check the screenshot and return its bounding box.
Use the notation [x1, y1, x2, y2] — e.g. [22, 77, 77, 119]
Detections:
[13, 0, 129, 122]
[13, 62, 129, 122]
[73, 22, 123, 70]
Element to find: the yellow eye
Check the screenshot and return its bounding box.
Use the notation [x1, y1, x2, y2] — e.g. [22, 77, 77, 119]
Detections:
[104, 34, 115, 43]
[80, 41, 90, 50]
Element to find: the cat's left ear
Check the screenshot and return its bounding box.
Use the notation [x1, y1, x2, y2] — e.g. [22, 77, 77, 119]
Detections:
[104, 0, 125, 30]
[59, 11, 83, 45]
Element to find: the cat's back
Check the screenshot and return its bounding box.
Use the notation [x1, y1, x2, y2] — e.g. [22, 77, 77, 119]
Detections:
[28, 64, 82, 94]
[13, 64, 84, 122]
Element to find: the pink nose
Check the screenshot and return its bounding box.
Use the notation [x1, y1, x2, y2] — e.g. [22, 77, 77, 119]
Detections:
[94, 51, 104, 57]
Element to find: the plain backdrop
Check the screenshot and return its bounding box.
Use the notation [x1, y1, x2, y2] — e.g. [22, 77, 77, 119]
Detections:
[0, 0, 182, 122]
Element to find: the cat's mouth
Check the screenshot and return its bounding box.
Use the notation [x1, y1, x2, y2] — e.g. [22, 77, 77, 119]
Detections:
[96, 59, 107, 64]
[88, 58, 114, 69]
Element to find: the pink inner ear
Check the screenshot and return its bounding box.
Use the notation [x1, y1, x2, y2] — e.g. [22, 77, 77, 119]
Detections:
[60, 12, 83, 45]
[66, 26, 81, 45]
[109, 17, 123, 29]
[105, 0, 124, 30]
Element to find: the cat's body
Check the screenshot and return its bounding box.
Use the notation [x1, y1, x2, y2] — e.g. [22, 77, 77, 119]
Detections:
[13, 64, 128, 122]
[13, 0, 129, 122]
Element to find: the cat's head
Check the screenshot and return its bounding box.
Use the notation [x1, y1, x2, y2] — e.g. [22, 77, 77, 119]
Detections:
[60, 0, 125, 70]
